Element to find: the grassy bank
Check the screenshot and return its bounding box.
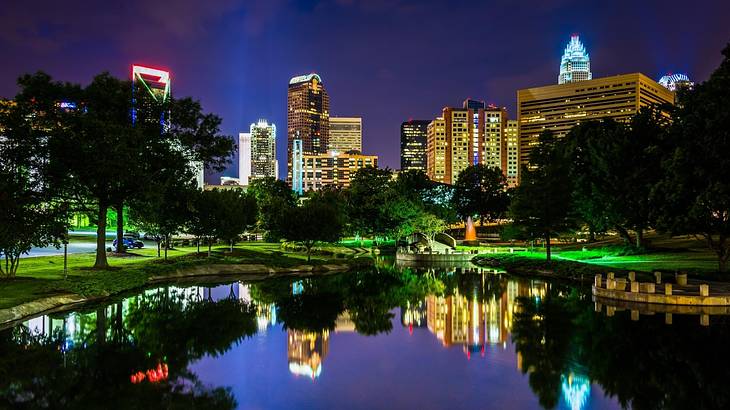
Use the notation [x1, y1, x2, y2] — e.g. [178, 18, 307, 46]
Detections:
[0, 242, 368, 310]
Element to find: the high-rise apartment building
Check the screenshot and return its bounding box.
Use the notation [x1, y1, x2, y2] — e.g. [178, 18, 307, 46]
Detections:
[400, 120, 429, 172]
[300, 151, 378, 191]
[329, 117, 362, 153]
[504, 120, 519, 187]
[558, 35, 592, 85]
[517, 73, 675, 173]
[250, 119, 277, 181]
[426, 100, 510, 184]
[287, 73, 329, 183]
[483, 106, 508, 171]
[426, 117, 447, 183]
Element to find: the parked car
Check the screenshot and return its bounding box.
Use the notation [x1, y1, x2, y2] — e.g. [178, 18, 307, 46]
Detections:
[113, 237, 144, 249]
[124, 232, 140, 239]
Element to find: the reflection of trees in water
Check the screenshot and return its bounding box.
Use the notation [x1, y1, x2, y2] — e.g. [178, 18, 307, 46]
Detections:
[513, 285, 730, 410]
[0, 288, 258, 409]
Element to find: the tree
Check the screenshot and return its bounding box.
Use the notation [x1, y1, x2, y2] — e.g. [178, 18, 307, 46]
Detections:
[509, 131, 576, 262]
[0, 84, 69, 278]
[13, 72, 234, 269]
[213, 190, 257, 252]
[129, 173, 197, 260]
[188, 190, 224, 257]
[654, 43, 730, 272]
[413, 213, 447, 250]
[347, 166, 394, 238]
[280, 196, 344, 261]
[451, 164, 509, 225]
[562, 111, 667, 248]
[247, 177, 297, 241]
[0, 171, 66, 277]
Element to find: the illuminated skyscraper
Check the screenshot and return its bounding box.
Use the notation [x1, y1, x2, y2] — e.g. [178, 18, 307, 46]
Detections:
[131, 64, 204, 188]
[287, 74, 329, 184]
[400, 120, 429, 172]
[249, 119, 277, 181]
[426, 100, 511, 185]
[329, 117, 362, 153]
[658, 73, 693, 92]
[238, 132, 251, 186]
[505, 120, 519, 187]
[558, 35, 592, 85]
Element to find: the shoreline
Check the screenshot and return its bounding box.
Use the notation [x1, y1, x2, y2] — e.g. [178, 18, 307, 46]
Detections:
[0, 261, 351, 330]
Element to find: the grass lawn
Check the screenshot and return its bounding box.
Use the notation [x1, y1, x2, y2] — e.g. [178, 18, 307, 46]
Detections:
[0, 241, 362, 310]
[471, 233, 723, 277]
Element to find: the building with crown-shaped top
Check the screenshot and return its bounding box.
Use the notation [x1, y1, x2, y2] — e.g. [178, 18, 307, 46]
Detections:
[558, 35, 592, 85]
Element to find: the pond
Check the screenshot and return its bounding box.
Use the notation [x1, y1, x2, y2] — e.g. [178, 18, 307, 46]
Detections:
[2, 263, 729, 409]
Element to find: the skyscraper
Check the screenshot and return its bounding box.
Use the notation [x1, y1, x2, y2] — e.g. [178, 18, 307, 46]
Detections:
[238, 132, 251, 186]
[658, 73, 693, 92]
[426, 100, 511, 185]
[329, 117, 362, 153]
[249, 119, 277, 181]
[400, 120, 429, 172]
[504, 120, 519, 187]
[558, 35, 592, 85]
[131, 64, 204, 189]
[518, 73, 674, 175]
[300, 151, 378, 191]
[287, 73, 329, 183]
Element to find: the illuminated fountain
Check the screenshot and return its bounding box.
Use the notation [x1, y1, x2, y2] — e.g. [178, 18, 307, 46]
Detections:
[464, 216, 477, 242]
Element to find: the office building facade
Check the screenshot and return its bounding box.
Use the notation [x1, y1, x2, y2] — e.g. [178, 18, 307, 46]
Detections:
[250, 119, 277, 181]
[287, 73, 329, 183]
[504, 120, 519, 187]
[301, 151, 378, 191]
[517, 73, 675, 173]
[238, 132, 252, 186]
[329, 117, 362, 153]
[426, 100, 511, 185]
[400, 120, 429, 172]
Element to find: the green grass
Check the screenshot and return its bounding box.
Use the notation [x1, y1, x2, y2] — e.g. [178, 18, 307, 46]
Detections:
[0, 241, 362, 310]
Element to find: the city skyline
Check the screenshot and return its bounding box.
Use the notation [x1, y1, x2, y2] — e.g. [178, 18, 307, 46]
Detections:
[1, 0, 728, 182]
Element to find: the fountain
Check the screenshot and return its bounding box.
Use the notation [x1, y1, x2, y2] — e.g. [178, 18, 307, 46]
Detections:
[464, 216, 477, 242]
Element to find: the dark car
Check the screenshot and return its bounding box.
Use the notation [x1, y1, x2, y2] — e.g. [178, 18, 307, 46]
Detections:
[113, 237, 144, 249]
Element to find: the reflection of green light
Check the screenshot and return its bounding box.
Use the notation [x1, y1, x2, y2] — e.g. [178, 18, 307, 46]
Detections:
[562, 373, 590, 410]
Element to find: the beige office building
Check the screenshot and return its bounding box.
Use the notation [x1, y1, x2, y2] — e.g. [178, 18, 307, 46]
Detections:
[329, 117, 362, 153]
[426, 118, 447, 183]
[504, 120, 519, 187]
[301, 151, 378, 191]
[517, 73, 675, 174]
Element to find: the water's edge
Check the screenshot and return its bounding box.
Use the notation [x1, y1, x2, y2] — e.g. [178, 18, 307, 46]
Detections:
[0, 262, 350, 330]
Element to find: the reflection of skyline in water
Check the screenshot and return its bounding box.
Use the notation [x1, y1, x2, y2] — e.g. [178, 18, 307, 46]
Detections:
[14, 267, 730, 410]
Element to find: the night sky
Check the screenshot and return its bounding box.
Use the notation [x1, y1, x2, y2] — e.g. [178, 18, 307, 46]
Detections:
[2, 0, 729, 182]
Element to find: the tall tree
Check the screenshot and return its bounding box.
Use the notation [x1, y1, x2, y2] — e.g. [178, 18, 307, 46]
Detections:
[347, 166, 394, 238]
[213, 190, 257, 252]
[654, 43, 730, 272]
[248, 177, 297, 241]
[509, 131, 576, 262]
[280, 196, 344, 261]
[451, 164, 509, 225]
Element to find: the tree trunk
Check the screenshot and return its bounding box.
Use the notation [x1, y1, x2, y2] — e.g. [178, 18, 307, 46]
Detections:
[208, 239, 212, 257]
[230, 240, 233, 253]
[157, 240, 161, 257]
[94, 204, 109, 269]
[615, 225, 632, 245]
[115, 202, 124, 254]
[307, 246, 311, 262]
[636, 229, 644, 249]
[545, 232, 552, 263]
[717, 235, 728, 273]
[164, 236, 168, 260]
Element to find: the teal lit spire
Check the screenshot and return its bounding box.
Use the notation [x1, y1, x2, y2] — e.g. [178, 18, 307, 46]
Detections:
[558, 35, 592, 84]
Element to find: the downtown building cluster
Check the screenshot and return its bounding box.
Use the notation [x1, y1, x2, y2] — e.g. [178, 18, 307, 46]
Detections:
[400, 34, 688, 185]
[286, 73, 377, 193]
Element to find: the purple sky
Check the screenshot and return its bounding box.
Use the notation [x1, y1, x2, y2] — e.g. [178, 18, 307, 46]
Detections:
[2, 0, 729, 182]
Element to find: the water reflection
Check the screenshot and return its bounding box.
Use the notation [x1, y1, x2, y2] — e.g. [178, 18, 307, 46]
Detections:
[4, 266, 730, 409]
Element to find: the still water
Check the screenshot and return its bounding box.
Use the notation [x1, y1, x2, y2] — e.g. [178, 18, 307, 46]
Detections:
[2, 264, 729, 409]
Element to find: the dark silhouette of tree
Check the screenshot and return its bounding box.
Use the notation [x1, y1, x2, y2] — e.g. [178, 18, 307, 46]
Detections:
[451, 164, 509, 225]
